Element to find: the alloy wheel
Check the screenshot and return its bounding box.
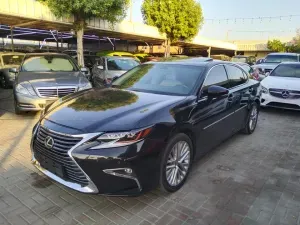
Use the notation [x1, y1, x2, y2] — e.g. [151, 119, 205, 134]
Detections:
[166, 141, 191, 187]
[249, 105, 258, 131]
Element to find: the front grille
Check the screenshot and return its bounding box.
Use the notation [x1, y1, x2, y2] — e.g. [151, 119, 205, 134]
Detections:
[269, 88, 300, 99]
[37, 87, 76, 98]
[33, 126, 89, 186]
[267, 102, 300, 110]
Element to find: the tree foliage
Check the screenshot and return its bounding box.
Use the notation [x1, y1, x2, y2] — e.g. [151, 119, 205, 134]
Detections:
[267, 39, 286, 52]
[141, 0, 203, 56]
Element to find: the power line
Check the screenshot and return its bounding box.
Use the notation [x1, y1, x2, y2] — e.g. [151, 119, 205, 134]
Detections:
[204, 14, 300, 24]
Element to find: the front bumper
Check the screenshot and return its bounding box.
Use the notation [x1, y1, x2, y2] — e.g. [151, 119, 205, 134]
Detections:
[15, 92, 57, 111]
[260, 93, 300, 110]
[31, 124, 165, 196]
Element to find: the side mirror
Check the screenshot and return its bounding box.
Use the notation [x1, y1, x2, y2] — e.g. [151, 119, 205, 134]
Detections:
[207, 85, 229, 97]
[265, 72, 270, 77]
[97, 65, 104, 70]
[80, 67, 88, 72]
[9, 68, 18, 73]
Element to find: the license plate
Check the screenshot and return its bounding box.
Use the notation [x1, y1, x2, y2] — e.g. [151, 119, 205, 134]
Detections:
[35, 153, 64, 178]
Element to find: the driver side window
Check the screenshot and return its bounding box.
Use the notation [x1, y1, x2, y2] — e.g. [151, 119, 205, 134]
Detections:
[201, 65, 230, 96]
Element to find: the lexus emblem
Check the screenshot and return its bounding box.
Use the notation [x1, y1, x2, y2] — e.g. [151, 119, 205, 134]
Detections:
[44, 136, 54, 149]
[281, 90, 290, 98]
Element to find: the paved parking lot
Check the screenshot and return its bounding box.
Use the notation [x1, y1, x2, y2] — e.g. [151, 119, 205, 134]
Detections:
[0, 88, 300, 225]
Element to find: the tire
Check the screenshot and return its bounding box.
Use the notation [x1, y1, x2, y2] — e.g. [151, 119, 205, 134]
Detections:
[14, 100, 22, 115]
[159, 133, 193, 193]
[242, 102, 259, 134]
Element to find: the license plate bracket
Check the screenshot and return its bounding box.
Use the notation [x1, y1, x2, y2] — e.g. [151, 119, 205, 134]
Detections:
[36, 152, 65, 178]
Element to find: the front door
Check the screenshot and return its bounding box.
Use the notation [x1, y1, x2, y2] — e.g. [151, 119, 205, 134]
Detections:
[190, 65, 235, 158]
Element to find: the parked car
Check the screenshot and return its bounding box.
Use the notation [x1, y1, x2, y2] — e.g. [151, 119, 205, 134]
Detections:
[231, 55, 256, 66]
[31, 60, 260, 195]
[72, 55, 99, 81]
[63, 49, 95, 56]
[252, 53, 300, 79]
[0, 52, 25, 88]
[260, 62, 300, 110]
[92, 56, 140, 87]
[97, 51, 140, 61]
[256, 58, 265, 65]
[13, 53, 92, 114]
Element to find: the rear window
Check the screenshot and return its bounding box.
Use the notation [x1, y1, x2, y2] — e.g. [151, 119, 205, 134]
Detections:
[271, 64, 300, 78]
[231, 57, 247, 63]
[265, 55, 298, 63]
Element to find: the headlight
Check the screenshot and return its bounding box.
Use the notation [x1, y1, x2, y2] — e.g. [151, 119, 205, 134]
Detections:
[15, 82, 37, 96]
[91, 127, 153, 149]
[260, 85, 269, 94]
[78, 81, 92, 91]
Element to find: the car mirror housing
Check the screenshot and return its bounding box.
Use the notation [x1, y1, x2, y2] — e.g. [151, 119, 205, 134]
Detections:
[9, 67, 18, 73]
[207, 85, 229, 97]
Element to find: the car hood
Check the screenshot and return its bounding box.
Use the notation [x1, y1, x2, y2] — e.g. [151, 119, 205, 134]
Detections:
[17, 71, 84, 87]
[261, 76, 300, 90]
[252, 63, 278, 70]
[42, 88, 186, 133]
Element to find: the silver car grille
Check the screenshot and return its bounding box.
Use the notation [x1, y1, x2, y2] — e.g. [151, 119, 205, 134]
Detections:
[37, 87, 76, 98]
[269, 88, 300, 99]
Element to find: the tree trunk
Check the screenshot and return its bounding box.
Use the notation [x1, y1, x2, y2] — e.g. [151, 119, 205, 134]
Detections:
[164, 39, 171, 58]
[76, 20, 85, 67]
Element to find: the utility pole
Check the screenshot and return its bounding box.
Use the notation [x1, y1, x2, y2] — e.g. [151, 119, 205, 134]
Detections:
[10, 26, 14, 52]
[130, 0, 133, 22]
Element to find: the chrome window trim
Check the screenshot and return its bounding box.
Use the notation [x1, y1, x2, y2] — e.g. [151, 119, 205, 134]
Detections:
[31, 125, 100, 194]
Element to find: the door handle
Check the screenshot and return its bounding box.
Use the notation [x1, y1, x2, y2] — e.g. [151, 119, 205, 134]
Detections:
[228, 94, 233, 102]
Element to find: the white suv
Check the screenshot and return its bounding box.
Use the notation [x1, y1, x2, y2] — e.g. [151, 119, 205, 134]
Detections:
[260, 62, 300, 110]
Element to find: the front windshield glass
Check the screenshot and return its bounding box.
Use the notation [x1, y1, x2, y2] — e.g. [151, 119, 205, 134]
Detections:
[270, 64, 300, 78]
[112, 64, 204, 96]
[265, 55, 298, 63]
[21, 55, 78, 72]
[2, 55, 24, 65]
[107, 58, 139, 71]
[231, 57, 247, 63]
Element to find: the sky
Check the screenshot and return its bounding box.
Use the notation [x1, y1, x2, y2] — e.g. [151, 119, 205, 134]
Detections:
[125, 0, 300, 41]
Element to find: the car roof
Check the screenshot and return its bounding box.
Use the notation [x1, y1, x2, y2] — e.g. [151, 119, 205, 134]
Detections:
[25, 53, 69, 56]
[146, 60, 235, 68]
[279, 62, 300, 65]
[232, 62, 249, 66]
[268, 52, 299, 56]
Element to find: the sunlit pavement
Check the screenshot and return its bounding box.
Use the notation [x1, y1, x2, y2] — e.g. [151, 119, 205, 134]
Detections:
[1, 88, 300, 225]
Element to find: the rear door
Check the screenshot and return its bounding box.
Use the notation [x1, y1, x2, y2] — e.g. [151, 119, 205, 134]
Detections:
[225, 64, 251, 132]
[192, 65, 234, 157]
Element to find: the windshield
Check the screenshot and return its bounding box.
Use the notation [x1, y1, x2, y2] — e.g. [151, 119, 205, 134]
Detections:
[112, 64, 204, 96]
[107, 58, 139, 71]
[231, 57, 247, 63]
[270, 64, 300, 78]
[21, 55, 78, 72]
[2, 55, 24, 65]
[265, 55, 298, 63]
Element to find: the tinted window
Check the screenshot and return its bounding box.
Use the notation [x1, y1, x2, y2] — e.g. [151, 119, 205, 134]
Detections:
[107, 58, 139, 71]
[226, 65, 248, 87]
[112, 64, 204, 96]
[202, 65, 230, 93]
[271, 64, 300, 78]
[21, 55, 77, 72]
[265, 55, 298, 63]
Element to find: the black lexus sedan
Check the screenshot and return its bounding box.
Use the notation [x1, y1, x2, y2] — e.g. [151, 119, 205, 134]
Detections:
[31, 61, 261, 195]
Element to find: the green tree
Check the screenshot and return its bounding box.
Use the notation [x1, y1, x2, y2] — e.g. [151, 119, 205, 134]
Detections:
[267, 39, 286, 52]
[141, 0, 204, 57]
[38, 0, 129, 66]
